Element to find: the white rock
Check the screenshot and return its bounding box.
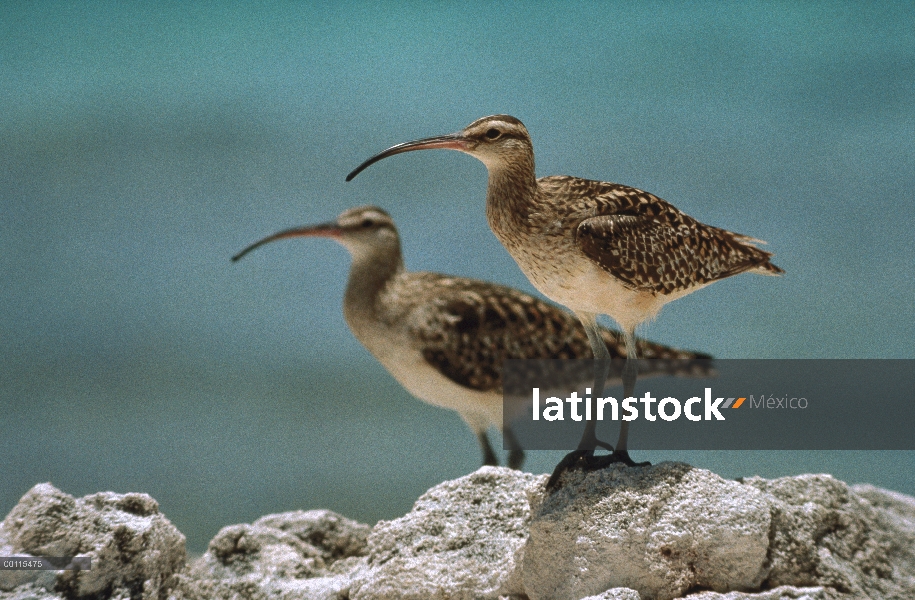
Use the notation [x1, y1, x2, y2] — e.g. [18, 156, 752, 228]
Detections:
[349, 466, 546, 600]
[0, 483, 185, 600]
[4, 467, 915, 600]
[171, 509, 370, 600]
[579, 587, 643, 599]
[0, 583, 66, 600]
[523, 462, 771, 600]
[744, 475, 915, 599]
[681, 585, 828, 599]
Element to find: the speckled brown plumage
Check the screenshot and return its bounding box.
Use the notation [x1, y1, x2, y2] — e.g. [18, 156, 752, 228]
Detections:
[347, 115, 783, 336]
[407, 273, 706, 393]
[346, 115, 783, 464]
[234, 205, 713, 469]
[486, 149, 784, 320]
[554, 176, 785, 294]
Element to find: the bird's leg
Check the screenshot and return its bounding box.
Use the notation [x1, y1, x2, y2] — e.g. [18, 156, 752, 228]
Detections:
[608, 328, 650, 467]
[577, 313, 612, 452]
[546, 312, 616, 490]
[478, 431, 499, 467]
[503, 426, 525, 470]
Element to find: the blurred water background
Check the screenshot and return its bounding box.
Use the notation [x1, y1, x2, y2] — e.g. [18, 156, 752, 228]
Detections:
[2, 2, 913, 553]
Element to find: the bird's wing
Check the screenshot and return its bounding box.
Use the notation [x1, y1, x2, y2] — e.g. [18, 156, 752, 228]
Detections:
[406, 274, 714, 392]
[542, 177, 779, 294]
[409, 276, 594, 392]
[576, 214, 777, 294]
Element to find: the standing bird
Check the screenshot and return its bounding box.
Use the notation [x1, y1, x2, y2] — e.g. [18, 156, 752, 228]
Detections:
[346, 116, 783, 472]
[232, 205, 711, 470]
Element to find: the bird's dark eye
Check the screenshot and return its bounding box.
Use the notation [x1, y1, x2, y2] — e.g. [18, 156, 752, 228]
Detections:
[485, 128, 501, 140]
[360, 218, 373, 228]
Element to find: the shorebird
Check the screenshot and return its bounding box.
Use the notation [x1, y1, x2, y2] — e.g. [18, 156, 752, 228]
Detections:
[346, 115, 783, 472]
[232, 205, 711, 470]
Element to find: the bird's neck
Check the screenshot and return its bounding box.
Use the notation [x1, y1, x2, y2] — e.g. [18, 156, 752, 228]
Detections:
[343, 246, 404, 327]
[485, 151, 538, 240]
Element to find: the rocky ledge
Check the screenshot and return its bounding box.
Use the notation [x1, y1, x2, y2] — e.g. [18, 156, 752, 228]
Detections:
[1, 464, 913, 600]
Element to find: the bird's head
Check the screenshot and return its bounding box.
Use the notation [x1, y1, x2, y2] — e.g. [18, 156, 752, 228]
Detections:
[231, 206, 400, 264]
[346, 115, 533, 180]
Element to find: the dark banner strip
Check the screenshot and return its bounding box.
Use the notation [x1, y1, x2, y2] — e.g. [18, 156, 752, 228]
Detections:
[502, 359, 915, 450]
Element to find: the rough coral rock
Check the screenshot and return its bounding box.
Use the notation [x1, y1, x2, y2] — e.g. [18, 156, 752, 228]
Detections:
[743, 476, 915, 599]
[578, 585, 842, 599]
[522, 464, 915, 600]
[579, 587, 644, 600]
[171, 509, 370, 600]
[523, 463, 772, 600]
[0, 483, 185, 600]
[349, 466, 546, 600]
[680, 585, 830, 599]
[3, 467, 914, 600]
[173, 468, 544, 600]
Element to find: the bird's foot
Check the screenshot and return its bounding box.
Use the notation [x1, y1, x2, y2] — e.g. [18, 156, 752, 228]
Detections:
[545, 447, 651, 491]
[607, 448, 651, 468]
[546, 449, 613, 491]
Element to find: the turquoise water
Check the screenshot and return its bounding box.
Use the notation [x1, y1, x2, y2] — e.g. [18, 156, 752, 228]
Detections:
[2, 2, 913, 552]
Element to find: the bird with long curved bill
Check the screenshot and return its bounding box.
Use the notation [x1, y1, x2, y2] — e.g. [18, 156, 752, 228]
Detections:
[233, 205, 713, 473]
[346, 116, 783, 484]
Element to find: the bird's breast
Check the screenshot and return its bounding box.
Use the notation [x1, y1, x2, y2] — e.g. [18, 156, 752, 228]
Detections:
[493, 231, 668, 332]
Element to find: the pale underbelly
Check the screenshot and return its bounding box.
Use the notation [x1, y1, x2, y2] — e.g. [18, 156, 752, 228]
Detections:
[511, 252, 693, 332]
[357, 329, 504, 430]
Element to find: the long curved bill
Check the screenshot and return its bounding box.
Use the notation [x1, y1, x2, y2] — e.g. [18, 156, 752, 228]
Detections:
[345, 133, 469, 181]
[231, 222, 341, 262]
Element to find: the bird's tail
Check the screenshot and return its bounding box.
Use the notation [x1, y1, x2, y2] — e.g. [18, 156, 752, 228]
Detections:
[753, 261, 785, 276]
[731, 233, 767, 246]
[729, 232, 785, 276]
[567, 331, 717, 383]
